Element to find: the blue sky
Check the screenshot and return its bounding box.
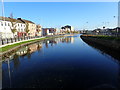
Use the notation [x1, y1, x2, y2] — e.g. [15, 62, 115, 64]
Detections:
[0, 2, 118, 30]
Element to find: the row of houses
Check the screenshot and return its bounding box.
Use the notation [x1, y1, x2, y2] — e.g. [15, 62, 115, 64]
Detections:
[80, 27, 120, 36]
[0, 17, 60, 39]
[92, 27, 120, 35]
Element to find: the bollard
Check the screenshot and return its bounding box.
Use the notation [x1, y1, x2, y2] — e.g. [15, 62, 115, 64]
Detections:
[15, 38, 16, 42]
[11, 38, 13, 43]
[2, 39, 4, 45]
[7, 38, 9, 44]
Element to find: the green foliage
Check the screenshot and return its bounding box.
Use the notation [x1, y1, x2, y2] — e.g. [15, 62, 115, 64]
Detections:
[25, 23, 30, 33]
[10, 19, 17, 34]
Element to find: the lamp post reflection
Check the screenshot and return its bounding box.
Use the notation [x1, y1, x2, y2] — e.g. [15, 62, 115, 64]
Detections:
[7, 59, 12, 88]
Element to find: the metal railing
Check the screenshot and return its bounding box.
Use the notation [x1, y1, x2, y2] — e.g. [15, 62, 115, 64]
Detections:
[0, 36, 43, 46]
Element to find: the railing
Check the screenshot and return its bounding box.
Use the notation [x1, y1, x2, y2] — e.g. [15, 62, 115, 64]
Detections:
[84, 32, 120, 37]
[0, 36, 43, 46]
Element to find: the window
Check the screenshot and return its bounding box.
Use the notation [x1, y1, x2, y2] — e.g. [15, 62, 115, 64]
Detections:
[5, 22, 7, 26]
[8, 23, 10, 26]
[1, 22, 3, 26]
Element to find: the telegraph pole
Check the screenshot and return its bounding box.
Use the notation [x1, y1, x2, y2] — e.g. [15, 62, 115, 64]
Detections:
[1, 0, 5, 21]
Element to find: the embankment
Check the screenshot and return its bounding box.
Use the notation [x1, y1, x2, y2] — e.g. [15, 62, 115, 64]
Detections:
[0, 35, 64, 57]
[81, 35, 120, 60]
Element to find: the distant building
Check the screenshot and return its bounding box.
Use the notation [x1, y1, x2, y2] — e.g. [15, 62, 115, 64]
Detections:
[42, 28, 56, 36]
[61, 25, 74, 32]
[36, 24, 42, 36]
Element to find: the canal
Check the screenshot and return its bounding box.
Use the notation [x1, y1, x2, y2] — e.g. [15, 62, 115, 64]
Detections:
[2, 34, 120, 89]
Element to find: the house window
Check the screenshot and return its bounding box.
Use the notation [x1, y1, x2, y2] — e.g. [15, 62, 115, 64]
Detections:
[1, 22, 3, 26]
[18, 24, 19, 26]
[5, 22, 7, 26]
[8, 23, 10, 26]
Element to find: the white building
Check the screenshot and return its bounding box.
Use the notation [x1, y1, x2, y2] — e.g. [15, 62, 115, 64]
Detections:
[71, 26, 74, 31]
[61, 25, 74, 32]
[0, 17, 14, 39]
[55, 28, 60, 35]
[42, 28, 56, 36]
[15, 19, 26, 37]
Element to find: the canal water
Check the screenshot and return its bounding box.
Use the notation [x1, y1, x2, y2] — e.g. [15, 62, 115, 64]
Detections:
[2, 35, 120, 89]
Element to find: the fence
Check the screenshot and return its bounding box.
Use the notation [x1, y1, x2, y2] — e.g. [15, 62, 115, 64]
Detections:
[0, 36, 42, 46]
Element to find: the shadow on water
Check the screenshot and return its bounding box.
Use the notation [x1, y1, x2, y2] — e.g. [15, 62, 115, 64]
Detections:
[81, 37, 120, 61]
[81, 36, 120, 89]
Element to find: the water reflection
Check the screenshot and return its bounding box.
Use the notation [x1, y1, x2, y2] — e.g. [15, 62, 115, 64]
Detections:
[2, 35, 120, 88]
[81, 37, 120, 61]
[2, 36, 75, 74]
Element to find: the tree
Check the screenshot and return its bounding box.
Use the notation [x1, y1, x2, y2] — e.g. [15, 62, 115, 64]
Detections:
[25, 23, 30, 35]
[10, 19, 17, 35]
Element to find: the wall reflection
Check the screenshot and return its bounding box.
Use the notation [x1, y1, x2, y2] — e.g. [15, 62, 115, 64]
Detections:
[2, 36, 75, 65]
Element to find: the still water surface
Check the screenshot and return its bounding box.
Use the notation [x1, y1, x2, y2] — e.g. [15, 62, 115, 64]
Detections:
[2, 35, 120, 88]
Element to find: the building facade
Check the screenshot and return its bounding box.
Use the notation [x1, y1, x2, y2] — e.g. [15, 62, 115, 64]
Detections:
[36, 24, 42, 36]
[61, 25, 74, 33]
[12, 18, 27, 37]
[18, 18, 36, 37]
[42, 28, 56, 36]
[0, 17, 14, 39]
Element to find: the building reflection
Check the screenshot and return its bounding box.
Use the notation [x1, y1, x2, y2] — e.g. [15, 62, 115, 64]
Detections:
[44, 39, 57, 48]
[44, 36, 75, 48]
[61, 37, 74, 44]
[2, 42, 43, 69]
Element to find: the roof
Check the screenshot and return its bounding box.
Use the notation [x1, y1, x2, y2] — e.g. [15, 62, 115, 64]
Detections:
[0, 16, 25, 23]
[21, 19, 35, 24]
[0, 16, 35, 24]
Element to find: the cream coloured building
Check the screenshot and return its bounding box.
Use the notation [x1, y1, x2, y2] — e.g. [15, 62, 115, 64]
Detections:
[36, 24, 42, 36]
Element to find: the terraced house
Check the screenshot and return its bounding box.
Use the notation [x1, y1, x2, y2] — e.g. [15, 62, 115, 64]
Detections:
[36, 24, 42, 36]
[9, 18, 26, 37]
[0, 17, 14, 39]
[18, 18, 36, 37]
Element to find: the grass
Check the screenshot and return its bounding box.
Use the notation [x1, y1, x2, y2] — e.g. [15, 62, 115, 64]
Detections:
[0, 36, 62, 52]
[82, 35, 120, 41]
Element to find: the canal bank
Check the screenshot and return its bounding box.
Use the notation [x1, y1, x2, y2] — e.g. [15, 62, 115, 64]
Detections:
[81, 35, 120, 52]
[0, 35, 64, 57]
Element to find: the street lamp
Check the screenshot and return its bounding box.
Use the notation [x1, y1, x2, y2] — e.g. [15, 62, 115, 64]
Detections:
[113, 16, 119, 36]
[1, 0, 5, 21]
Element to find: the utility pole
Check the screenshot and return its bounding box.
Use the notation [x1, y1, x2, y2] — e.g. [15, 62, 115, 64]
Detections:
[1, 0, 5, 21]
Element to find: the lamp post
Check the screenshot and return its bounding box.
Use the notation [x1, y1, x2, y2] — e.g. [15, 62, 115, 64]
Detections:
[113, 16, 119, 36]
[1, 0, 5, 21]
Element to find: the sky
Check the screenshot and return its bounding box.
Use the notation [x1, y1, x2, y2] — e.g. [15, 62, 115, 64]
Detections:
[0, 2, 118, 30]
[2, 0, 120, 2]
